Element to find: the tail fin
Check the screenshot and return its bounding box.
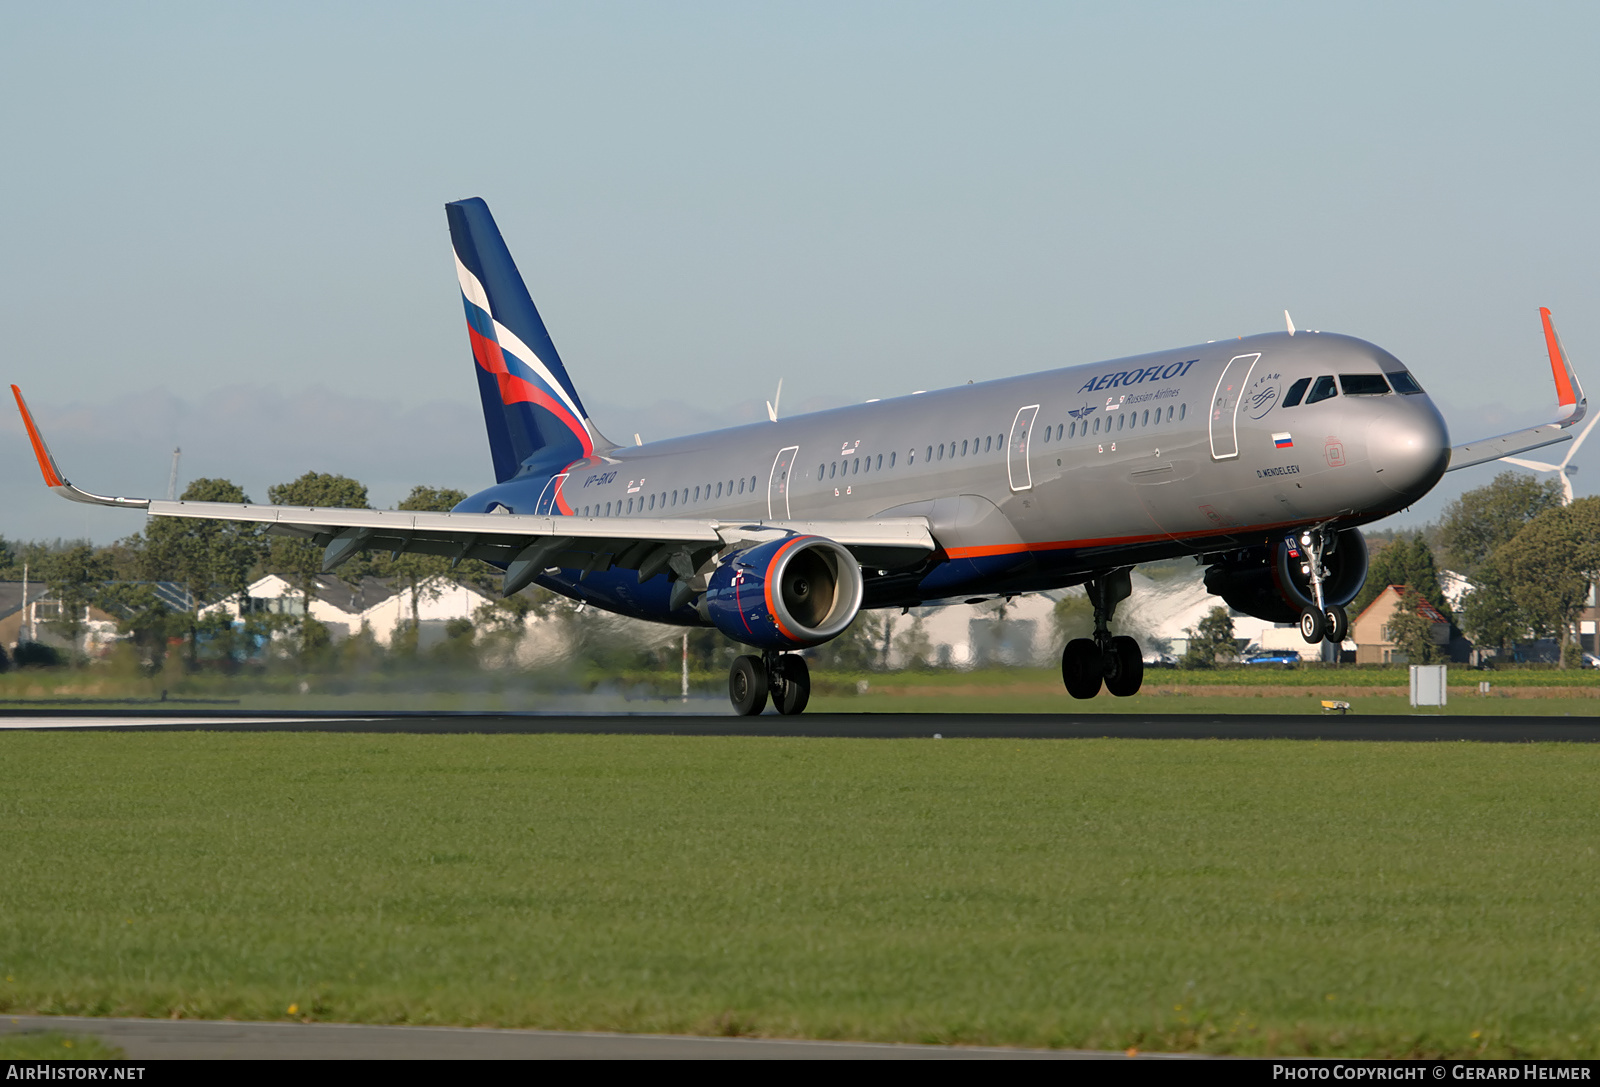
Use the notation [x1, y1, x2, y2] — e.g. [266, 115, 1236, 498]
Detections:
[446, 198, 614, 482]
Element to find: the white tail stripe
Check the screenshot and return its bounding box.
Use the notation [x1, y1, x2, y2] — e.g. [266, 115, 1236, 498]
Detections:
[454, 254, 586, 423]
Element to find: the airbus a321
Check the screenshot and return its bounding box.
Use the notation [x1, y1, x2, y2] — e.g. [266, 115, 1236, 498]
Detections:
[11, 198, 1588, 714]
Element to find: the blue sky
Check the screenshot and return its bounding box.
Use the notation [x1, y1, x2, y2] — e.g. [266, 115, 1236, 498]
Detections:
[4, 2, 1598, 543]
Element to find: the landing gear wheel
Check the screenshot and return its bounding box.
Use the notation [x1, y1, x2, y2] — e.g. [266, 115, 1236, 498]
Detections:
[772, 655, 811, 715]
[1299, 607, 1327, 644]
[1062, 638, 1103, 699]
[1104, 635, 1144, 697]
[1324, 604, 1349, 644]
[729, 655, 768, 716]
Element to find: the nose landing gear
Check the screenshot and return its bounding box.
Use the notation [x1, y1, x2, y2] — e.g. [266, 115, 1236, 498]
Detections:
[1061, 568, 1144, 699]
[1294, 529, 1350, 646]
[728, 650, 812, 716]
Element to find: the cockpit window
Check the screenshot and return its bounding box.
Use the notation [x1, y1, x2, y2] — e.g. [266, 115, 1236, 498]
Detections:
[1282, 377, 1311, 408]
[1305, 375, 1338, 405]
[1340, 374, 1391, 396]
[1386, 370, 1424, 394]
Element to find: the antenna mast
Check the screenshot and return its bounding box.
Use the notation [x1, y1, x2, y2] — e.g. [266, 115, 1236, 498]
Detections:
[166, 447, 182, 500]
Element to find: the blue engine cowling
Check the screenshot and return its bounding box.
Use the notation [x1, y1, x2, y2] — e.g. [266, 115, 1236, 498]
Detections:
[1202, 528, 1368, 624]
[704, 535, 865, 650]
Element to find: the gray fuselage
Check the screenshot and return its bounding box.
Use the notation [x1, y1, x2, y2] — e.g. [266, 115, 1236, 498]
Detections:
[461, 329, 1449, 620]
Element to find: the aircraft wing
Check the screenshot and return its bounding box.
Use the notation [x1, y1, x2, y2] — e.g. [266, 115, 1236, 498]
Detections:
[1447, 307, 1587, 472]
[11, 385, 934, 595]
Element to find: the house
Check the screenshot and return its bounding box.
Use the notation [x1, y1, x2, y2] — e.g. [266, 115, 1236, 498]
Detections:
[1350, 585, 1450, 664]
[0, 581, 122, 657]
[201, 573, 496, 650]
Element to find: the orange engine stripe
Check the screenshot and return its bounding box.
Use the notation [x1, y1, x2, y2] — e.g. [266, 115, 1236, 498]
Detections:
[10, 385, 63, 488]
[763, 536, 810, 643]
[942, 514, 1346, 561]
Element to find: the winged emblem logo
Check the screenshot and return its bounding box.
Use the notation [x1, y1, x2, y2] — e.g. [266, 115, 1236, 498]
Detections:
[1067, 403, 1098, 421]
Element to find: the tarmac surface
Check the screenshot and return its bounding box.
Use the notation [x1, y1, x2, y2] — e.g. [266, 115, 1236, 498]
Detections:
[2, 708, 1599, 742]
[0, 1015, 1159, 1060]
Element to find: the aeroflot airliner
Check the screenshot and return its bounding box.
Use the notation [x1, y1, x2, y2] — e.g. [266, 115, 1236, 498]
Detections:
[12, 198, 1588, 714]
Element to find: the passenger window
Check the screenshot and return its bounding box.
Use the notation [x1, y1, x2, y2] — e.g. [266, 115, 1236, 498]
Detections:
[1340, 374, 1391, 396]
[890, 452, 896, 467]
[1306, 376, 1338, 405]
[1093, 417, 1101, 434]
[750, 476, 756, 491]
[1282, 377, 1311, 408]
[862, 456, 870, 474]
[1118, 414, 1125, 431]
[926, 445, 933, 462]
[627, 498, 634, 514]
[877, 454, 883, 470]
[1179, 404, 1186, 420]
[693, 486, 700, 501]
[1387, 370, 1424, 394]
[829, 462, 836, 479]
[961, 440, 969, 455]
[1142, 410, 1149, 425]
[852, 458, 859, 473]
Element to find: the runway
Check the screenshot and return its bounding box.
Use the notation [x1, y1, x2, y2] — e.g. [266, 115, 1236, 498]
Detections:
[0, 1015, 1157, 1060]
[2, 708, 1598, 741]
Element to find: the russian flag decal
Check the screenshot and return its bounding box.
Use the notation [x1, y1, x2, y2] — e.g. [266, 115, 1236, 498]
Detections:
[1273, 432, 1293, 449]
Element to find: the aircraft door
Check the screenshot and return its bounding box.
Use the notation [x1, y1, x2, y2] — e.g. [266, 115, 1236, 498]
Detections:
[534, 472, 569, 515]
[1007, 404, 1040, 492]
[1208, 353, 1261, 460]
[768, 445, 799, 519]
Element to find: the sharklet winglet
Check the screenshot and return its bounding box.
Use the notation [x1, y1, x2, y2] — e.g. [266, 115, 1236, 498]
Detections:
[9, 385, 150, 508]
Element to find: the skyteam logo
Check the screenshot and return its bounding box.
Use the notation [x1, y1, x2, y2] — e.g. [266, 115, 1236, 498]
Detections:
[1246, 371, 1281, 420]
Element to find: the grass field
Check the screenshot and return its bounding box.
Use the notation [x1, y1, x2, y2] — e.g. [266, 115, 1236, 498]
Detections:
[2, 732, 1598, 1056]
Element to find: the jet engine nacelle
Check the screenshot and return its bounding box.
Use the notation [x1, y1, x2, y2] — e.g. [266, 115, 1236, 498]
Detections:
[704, 535, 864, 651]
[1202, 528, 1369, 625]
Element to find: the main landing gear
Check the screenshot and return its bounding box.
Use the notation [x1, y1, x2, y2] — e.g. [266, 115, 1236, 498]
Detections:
[729, 651, 811, 716]
[1293, 529, 1349, 645]
[1061, 568, 1144, 699]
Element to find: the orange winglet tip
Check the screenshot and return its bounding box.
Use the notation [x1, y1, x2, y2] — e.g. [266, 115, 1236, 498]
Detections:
[10, 385, 65, 489]
[1540, 307, 1579, 409]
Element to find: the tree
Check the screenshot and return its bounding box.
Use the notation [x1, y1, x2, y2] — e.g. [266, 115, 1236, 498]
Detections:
[1439, 470, 1564, 576]
[41, 543, 111, 663]
[1458, 555, 1523, 653]
[95, 581, 182, 673]
[1352, 534, 1450, 621]
[139, 478, 267, 667]
[1492, 497, 1600, 662]
[1182, 606, 1236, 668]
[385, 485, 469, 642]
[1384, 588, 1440, 665]
[265, 472, 370, 641]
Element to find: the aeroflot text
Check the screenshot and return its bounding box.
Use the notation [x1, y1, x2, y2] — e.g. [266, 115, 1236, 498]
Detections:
[1272, 1068, 1591, 1081]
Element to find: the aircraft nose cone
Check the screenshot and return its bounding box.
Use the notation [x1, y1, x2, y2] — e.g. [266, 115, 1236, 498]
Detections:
[1367, 399, 1450, 502]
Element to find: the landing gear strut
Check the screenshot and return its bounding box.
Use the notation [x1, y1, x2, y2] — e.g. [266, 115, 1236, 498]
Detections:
[1061, 568, 1144, 699]
[729, 651, 811, 716]
[1294, 528, 1349, 646]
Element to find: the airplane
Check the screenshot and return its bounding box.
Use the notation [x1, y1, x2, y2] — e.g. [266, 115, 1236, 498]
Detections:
[11, 198, 1588, 714]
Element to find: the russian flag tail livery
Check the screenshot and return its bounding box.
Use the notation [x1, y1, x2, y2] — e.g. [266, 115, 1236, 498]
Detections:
[447, 198, 615, 483]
